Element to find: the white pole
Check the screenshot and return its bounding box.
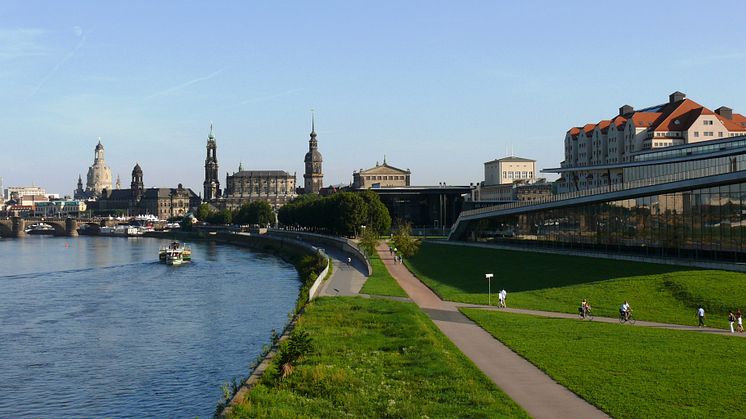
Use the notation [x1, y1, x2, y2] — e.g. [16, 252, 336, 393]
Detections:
[485, 273, 493, 306]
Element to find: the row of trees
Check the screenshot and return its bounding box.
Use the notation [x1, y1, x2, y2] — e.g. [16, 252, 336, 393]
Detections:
[278, 190, 391, 237]
[195, 201, 274, 226]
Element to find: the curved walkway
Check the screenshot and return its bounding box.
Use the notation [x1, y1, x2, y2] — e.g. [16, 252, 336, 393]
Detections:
[376, 244, 609, 419]
[318, 247, 367, 297]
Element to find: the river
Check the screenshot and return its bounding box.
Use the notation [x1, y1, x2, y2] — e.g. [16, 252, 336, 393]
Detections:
[0, 235, 301, 418]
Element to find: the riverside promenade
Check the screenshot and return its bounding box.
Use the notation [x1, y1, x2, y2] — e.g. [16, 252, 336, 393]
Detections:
[375, 244, 609, 419]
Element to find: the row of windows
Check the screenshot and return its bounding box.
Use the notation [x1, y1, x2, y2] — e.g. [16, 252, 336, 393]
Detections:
[463, 182, 746, 261]
[503, 171, 533, 179]
[363, 175, 406, 181]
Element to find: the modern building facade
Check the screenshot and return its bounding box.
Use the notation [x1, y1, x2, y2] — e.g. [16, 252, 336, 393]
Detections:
[450, 134, 746, 263]
[303, 116, 323, 194]
[5, 186, 47, 201]
[558, 92, 746, 193]
[352, 158, 411, 189]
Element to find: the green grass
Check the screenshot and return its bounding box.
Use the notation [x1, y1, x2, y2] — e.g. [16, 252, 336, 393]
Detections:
[407, 242, 746, 328]
[461, 308, 746, 419]
[229, 297, 527, 418]
[360, 253, 408, 298]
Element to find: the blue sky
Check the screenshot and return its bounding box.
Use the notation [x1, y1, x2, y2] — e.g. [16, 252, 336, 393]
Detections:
[2, 1, 746, 196]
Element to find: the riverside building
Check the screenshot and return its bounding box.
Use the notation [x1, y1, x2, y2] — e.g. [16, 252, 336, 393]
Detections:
[557, 92, 746, 193]
[449, 94, 746, 263]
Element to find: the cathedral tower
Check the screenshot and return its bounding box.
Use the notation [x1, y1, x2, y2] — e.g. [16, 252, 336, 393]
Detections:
[303, 113, 323, 194]
[203, 123, 221, 202]
[131, 163, 144, 205]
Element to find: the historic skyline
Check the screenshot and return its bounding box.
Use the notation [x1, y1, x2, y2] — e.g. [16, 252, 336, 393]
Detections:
[1, 1, 746, 195]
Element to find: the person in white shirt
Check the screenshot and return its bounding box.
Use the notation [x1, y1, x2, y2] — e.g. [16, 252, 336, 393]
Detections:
[498, 289, 507, 308]
[620, 301, 631, 320]
[697, 306, 705, 327]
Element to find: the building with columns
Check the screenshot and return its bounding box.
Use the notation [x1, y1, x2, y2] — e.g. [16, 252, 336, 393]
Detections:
[352, 158, 411, 189]
[223, 166, 297, 210]
[303, 116, 323, 194]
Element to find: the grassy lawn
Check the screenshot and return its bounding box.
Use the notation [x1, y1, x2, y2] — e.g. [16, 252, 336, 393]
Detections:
[407, 242, 746, 328]
[229, 297, 527, 418]
[462, 308, 746, 419]
[359, 254, 408, 297]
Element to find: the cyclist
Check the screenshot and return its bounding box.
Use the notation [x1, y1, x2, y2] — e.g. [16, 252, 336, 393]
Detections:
[579, 299, 591, 319]
[620, 301, 631, 321]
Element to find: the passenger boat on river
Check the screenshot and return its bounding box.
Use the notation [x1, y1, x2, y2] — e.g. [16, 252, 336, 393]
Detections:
[159, 242, 192, 265]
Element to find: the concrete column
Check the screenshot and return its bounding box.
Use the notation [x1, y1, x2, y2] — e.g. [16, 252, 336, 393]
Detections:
[66, 218, 79, 237]
[11, 217, 25, 237]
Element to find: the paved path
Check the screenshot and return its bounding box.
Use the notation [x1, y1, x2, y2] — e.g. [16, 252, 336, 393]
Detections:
[453, 304, 744, 337]
[318, 247, 367, 297]
[376, 244, 609, 419]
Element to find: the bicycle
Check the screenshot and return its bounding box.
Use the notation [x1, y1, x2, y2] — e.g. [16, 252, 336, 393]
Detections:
[578, 307, 594, 321]
[619, 311, 636, 324]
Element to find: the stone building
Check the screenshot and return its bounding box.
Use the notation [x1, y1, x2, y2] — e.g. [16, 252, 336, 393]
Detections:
[97, 164, 200, 219]
[484, 156, 536, 186]
[352, 158, 411, 189]
[222, 165, 297, 210]
[75, 140, 113, 199]
[203, 124, 221, 202]
[303, 116, 323, 194]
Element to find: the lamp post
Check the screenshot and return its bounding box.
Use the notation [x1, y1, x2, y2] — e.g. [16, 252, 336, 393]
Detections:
[485, 273, 494, 306]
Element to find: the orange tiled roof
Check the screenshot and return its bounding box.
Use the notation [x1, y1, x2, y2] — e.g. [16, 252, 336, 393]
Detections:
[719, 113, 746, 131]
[652, 99, 708, 131]
[567, 127, 581, 138]
[611, 115, 627, 129]
[596, 120, 612, 133]
[582, 123, 596, 135]
[630, 112, 661, 127]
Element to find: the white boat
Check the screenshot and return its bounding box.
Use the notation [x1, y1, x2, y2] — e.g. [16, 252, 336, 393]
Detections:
[159, 242, 192, 265]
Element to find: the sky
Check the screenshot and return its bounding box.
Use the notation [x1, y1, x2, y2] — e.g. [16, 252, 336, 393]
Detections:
[2, 1, 746, 196]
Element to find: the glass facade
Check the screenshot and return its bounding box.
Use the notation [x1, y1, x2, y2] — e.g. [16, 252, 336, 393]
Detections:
[463, 181, 746, 262]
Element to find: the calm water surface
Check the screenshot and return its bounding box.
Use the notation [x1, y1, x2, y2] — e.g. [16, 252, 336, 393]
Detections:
[0, 235, 300, 418]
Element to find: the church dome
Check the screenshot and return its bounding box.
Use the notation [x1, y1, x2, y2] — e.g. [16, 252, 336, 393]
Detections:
[305, 149, 323, 162]
[132, 163, 143, 175]
[95, 141, 104, 151]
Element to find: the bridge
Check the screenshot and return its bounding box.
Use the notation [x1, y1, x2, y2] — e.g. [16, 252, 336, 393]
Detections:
[0, 217, 117, 238]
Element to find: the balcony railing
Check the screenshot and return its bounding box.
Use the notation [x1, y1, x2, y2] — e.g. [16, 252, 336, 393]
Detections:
[454, 161, 743, 228]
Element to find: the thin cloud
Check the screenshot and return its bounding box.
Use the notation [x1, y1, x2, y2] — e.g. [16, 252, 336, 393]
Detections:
[0, 28, 47, 60]
[228, 88, 305, 108]
[679, 52, 746, 66]
[145, 68, 226, 100]
[30, 26, 87, 97]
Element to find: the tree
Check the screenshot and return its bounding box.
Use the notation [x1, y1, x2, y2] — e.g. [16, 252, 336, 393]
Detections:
[358, 225, 379, 256]
[180, 215, 193, 231]
[196, 203, 210, 221]
[358, 190, 392, 234]
[392, 221, 420, 258]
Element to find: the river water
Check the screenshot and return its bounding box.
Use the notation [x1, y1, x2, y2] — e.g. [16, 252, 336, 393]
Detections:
[0, 235, 300, 418]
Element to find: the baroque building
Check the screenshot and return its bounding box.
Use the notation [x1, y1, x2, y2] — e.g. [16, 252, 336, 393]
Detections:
[352, 157, 411, 189]
[97, 163, 200, 219]
[303, 115, 323, 194]
[75, 140, 113, 199]
[223, 165, 297, 210]
[203, 124, 221, 202]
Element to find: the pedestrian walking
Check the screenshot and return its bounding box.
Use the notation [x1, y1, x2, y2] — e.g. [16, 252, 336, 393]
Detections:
[728, 310, 736, 333]
[737, 309, 744, 333]
[499, 289, 507, 308]
[697, 306, 705, 327]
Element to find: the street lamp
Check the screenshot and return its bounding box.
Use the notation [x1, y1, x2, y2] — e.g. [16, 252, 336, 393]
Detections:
[485, 273, 494, 306]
